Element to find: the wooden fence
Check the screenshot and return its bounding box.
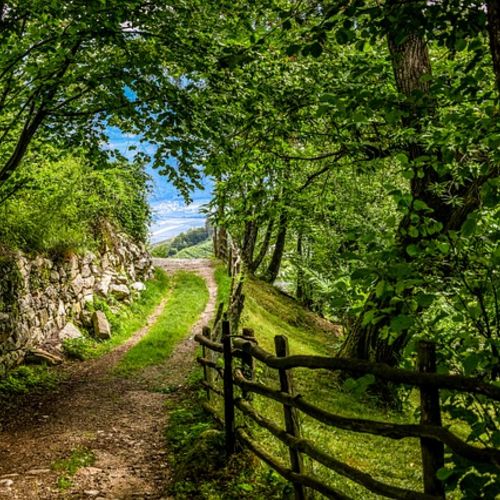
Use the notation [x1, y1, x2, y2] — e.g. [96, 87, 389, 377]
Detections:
[195, 320, 500, 500]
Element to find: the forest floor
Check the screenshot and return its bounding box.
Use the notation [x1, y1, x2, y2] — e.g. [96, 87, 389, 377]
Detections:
[0, 258, 216, 500]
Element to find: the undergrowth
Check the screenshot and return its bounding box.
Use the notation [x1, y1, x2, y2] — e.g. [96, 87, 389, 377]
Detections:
[116, 271, 208, 375]
[164, 368, 288, 499]
[63, 267, 170, 360]
[0, 364, 62, 397]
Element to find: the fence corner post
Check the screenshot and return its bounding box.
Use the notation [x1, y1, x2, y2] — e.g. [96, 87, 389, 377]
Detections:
[274, 335, 306, 500]
[222, 320, 236, 457]
[417, 340, 445, 498]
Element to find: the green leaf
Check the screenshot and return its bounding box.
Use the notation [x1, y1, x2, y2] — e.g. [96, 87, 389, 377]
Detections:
[375, 280, 385, 298]
[416, 293, 435, 307]
[390, 314, 413, 333]
[436, 468, 455, 481]
[406, 244, 419, 257]
[461, 213, 478, 237]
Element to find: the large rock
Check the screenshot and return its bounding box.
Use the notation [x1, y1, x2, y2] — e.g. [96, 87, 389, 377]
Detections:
[92, 311, 111, 339]
[109, 283, 130, 300]
[59, 322, 83, 341]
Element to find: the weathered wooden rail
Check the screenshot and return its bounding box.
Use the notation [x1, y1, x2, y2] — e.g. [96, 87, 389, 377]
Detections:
[195, 321, 500, 500]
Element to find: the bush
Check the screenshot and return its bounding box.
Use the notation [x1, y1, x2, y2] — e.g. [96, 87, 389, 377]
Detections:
[0, 155, 150, 253]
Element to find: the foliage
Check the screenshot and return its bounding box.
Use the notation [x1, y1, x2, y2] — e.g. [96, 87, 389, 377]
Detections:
[151, 227, 210, 258]
[0, 0, 207, 198]
[62, 268, 170, 360]
[0, 364, 61, 397]
[164, 371, 286, 499]
[116, 271, 208, 375]
[0, 154, 150, 253]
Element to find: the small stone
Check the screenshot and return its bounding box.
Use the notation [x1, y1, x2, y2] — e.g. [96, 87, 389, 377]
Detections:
[92, 311, 111, 339]
[0, 479, 13, 488]
[71, 274, 85, 295]
[83, 467, 102, 475]
[84, 490, 100, 496]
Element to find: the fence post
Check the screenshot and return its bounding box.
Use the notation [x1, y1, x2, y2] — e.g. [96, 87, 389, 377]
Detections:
[202, 326, 212, 402]
[222, 320, 236, 456]
[417, 341, 445, 498]
[241, 328, 255, 400]
[227, 246, 233, 276]
[274, 335, 306, 500]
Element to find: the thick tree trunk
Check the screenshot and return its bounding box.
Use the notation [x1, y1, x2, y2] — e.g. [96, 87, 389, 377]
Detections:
[487, 0, 500, 94]
[338, 2, 496, 382]
[264, 212, 288, 283]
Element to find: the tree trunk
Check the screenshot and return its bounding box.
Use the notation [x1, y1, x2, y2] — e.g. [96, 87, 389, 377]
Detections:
[337, 1, 497, 386]
[242, 219, 258, 268]
[264, 212, 288, 283]
[249, 216, 274, 274]
[296, 231, 305, 302]
[487, 0, 500, 94]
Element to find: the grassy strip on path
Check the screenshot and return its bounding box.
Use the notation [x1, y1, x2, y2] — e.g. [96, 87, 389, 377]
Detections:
[116, 271, 208, 376]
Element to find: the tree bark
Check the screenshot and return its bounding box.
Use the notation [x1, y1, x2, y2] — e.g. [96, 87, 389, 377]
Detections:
[487, 0, 500, 94]
[264, 212, 288, 283]
[242, 219, 258, 268]
[249, 216, 274, 273]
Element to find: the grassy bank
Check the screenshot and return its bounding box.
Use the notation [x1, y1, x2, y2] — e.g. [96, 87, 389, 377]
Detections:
[116, 271, 208, 375]
[211, 265, 423, 498]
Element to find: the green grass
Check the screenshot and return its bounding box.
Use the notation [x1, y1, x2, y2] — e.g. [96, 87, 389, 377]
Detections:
[211, 269, 423, 498]
[116, 271, 208, 375]
[214, 264, 232, 310]
[164, 368, 287, 499]
[63, 267, 171, 360]
[52, 446, 95, 490]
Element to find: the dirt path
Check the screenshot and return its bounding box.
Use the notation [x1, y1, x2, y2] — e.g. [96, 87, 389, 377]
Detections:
[0, 258, 216, 500]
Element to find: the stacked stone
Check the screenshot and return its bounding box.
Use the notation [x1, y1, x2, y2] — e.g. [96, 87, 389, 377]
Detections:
[0, 233, 152, 373]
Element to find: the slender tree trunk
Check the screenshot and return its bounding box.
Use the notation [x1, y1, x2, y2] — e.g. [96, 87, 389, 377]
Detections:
[249, 216, 274, 273]
[242, 219, 258, 268]
[264, 212, 288, 283]
[296, 231, 305, 302]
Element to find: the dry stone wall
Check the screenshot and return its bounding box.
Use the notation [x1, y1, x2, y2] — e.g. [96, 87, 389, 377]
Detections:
[0, 232, 152, 374]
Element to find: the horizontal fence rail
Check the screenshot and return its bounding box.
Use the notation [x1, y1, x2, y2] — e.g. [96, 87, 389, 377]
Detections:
[194, 321, 500, 500]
